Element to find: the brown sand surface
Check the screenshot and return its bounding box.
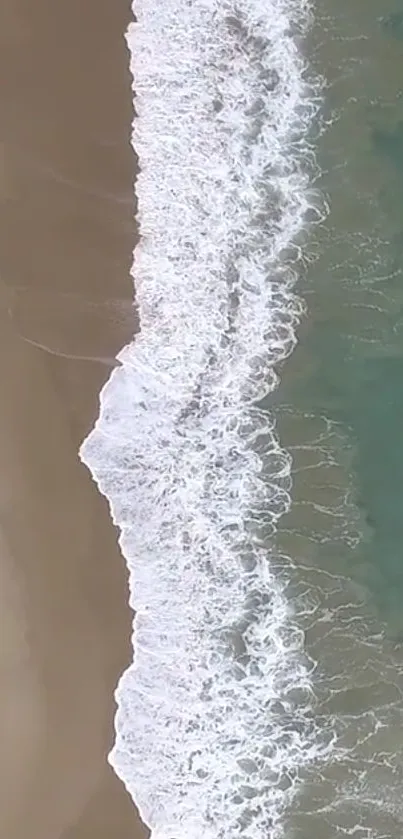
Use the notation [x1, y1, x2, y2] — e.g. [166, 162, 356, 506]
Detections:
[0, 1, 148, 837]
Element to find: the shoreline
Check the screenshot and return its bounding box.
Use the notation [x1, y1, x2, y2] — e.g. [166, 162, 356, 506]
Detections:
[0, 1, 147, 837]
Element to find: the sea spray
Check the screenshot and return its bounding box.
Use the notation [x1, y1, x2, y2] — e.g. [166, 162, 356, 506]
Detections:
[80, 1, 329, 836]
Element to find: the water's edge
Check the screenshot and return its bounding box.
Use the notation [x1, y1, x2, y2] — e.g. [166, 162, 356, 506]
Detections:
[80, 2, 329, 837]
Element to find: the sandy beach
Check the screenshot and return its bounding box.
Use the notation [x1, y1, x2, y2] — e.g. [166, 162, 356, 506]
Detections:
[0, 1, 147, 837]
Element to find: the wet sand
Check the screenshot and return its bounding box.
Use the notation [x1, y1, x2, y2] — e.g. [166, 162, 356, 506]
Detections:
[0, 1, 147, 837]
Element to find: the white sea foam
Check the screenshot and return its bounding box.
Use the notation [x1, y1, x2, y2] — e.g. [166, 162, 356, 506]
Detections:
[80, 1, 329, 836]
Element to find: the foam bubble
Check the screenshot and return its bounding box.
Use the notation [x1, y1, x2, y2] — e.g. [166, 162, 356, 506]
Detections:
[80, 1, 327, 836]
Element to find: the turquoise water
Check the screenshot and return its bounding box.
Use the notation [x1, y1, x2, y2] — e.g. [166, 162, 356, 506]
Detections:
[260, 5, 403, 831]
[275, 0, 403, 633]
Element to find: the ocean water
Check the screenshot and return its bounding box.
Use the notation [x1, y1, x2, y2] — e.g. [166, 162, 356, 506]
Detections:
[80, 1, 403, 837]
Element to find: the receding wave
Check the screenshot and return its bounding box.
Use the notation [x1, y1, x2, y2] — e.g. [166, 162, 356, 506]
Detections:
[80, 1, 328, 837]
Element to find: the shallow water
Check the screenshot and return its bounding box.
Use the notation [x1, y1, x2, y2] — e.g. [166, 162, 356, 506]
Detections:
[278, 0, 403, 629]
[271, 1, 403, 833]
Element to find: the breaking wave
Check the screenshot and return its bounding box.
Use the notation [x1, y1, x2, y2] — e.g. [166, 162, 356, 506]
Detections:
[80, 1, 330, 836]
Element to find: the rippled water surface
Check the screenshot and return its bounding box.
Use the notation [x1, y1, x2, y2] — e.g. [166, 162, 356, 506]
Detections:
[274, 2, 403, 834]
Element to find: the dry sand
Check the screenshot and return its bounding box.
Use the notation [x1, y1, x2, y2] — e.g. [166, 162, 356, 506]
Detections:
[0, 1, 147, 837]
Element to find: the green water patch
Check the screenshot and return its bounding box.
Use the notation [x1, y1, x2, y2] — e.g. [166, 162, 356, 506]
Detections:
[373, 120, 403, 174]
[286, 327, 403, 619]
[382, 9, 403, 40]
[263, 1, 403, 632]
[351, 356, 403, 605]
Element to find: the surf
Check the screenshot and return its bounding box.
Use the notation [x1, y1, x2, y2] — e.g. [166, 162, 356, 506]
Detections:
[80, 1, 328, 836]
